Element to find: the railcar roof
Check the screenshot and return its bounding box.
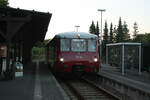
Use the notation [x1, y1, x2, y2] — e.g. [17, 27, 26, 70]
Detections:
[55, 32, 97, 39]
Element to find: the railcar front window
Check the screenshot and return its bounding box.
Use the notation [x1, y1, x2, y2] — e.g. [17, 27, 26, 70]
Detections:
[61, 39, 70, 51]
[71, 39, 86, 52]
[88, 40, 96, 52]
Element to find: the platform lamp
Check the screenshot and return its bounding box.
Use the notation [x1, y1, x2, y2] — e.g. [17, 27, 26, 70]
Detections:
[75, 25, 80, 32]
[97, 9, 106, 60]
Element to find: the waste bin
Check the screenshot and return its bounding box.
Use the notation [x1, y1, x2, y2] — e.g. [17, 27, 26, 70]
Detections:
[15, 62, 23, 77]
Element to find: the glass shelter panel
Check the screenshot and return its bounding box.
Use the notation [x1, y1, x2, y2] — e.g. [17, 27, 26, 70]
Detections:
[124, 45, 139, 70]
[106, 43, 141, 75]
[108, 46, 122, 67]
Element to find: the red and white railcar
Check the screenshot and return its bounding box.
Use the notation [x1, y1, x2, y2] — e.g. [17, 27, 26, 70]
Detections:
[46, 32, 100, 73]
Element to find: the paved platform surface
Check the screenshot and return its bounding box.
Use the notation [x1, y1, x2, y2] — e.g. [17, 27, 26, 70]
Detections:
[99, 64, 150, 93]
[0, 61, 69, 100]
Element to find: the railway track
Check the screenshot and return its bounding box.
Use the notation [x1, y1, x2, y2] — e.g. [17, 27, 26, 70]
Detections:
[56, 74, 119, 100]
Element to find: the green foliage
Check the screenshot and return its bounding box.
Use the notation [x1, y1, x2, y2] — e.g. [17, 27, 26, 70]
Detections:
[113, 26, 117, 42]
[116, 18, 130, 42]
[132, 34, 144, 42]
[35, 39, 50, 47]
[144, 33, 150, 42]
[32, 40, 50, 59]
[109, 23, 114, 43]
[95, 21, 100, 36]
[0, 0, 9, 7]
[32, 47, 45, 59]
[89, 21, 100, 37]
[102, 21, 109, 58]
[116, 17, 124, 42]
[133, 33, 150, 43]
[133, 22, 139, 39]
[89, 21, 96, 34]
[122, 21, 130, 41]
[89, 17, 136, 44]
[103, 21, 109, 44]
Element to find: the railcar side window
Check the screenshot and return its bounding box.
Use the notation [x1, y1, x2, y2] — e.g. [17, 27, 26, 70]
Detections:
[61, 39, 70, 51]
[88, 40, 96, 52]
[71, 39, 86, 52]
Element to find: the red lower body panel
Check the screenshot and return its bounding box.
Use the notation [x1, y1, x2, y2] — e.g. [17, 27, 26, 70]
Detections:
[53, 61, 100, 73]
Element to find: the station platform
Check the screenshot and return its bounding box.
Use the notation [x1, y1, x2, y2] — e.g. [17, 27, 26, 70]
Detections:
[99, 64, 150, 94]
[0, 61, 69, 100]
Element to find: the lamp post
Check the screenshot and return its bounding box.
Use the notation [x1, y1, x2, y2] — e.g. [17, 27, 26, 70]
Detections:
[75, 25, 80, 32]
[97, 9, 106, 60]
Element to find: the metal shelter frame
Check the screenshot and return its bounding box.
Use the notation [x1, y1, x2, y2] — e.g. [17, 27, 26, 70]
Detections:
[106, 42, 142, 75]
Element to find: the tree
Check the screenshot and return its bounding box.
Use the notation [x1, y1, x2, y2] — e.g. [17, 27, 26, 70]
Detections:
[103, 20, 109, 44]
[133, 33, 150, 43]
[116, 17, 124, 42]
[109, 22, 114, 43]
[102, 21, 109, 60]
[0, 0, 9, 7]
[113, 25, 117, 43]
[144, 33, 150, 42]
[89, 21, 96, 34]
[122, 21, 130, 41]
[133, 22, 139, 39]
[95, 21, 100, 37]
[133, 34, 145, 42]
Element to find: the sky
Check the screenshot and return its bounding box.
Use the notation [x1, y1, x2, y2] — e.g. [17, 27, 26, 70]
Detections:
[9, 0, 150, 39]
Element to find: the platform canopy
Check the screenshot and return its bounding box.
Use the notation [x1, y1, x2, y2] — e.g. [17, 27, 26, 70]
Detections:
[0, 7, 52, 45]
[0, 7, 52, 63]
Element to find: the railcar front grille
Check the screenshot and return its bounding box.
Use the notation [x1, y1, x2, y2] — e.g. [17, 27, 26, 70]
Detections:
[72, 65, 85, 72]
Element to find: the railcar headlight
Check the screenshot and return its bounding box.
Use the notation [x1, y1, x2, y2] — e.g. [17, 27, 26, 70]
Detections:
[94, 58, 98, 62]
[60, 58, 64, 62]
